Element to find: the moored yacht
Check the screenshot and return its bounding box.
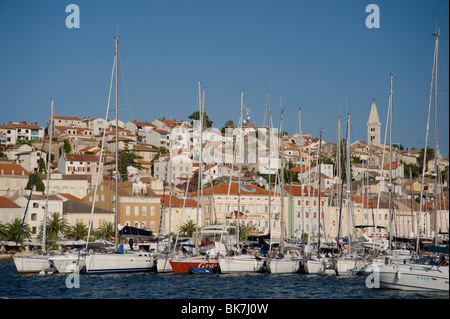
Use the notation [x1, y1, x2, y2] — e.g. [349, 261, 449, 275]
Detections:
[375, 256, 449, 291]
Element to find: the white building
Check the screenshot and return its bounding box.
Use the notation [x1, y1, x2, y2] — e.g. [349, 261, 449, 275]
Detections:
[0, 121, 44, 145]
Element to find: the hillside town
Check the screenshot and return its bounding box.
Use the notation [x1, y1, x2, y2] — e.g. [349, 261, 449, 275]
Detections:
[0, 98, 448, 252]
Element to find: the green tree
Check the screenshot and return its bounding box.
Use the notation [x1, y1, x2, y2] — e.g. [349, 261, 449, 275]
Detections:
[26, 174, 45, 192]
[118, 147, 144, 181]
[239, 222, 256, 241]
[404, 163, 421, 178]
[180, 220, 197, 237]
[95, 222, 115, 241]
[63, 140, 72, 153]
[44, 212, 70, 239]
[0, 222, 8, 239]
[221, 119, 235, 133]
[38, 157, 47, 173]
[66, 222, 89, 241]
[188, 111, 213, 128]
[6, 218, 31, 243]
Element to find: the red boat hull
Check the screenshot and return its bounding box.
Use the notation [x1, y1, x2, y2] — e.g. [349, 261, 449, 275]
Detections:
[170, 257, 218, 274]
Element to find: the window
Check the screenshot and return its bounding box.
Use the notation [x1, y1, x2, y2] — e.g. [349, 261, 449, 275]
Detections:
[151, 207, 155, 216]
[134, 206, 139, 216]
[126, 206, 131, 216]
[142, 206, 147, 216]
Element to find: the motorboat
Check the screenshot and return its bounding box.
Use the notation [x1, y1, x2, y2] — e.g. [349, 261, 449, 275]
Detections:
[374, 256, 449, 291]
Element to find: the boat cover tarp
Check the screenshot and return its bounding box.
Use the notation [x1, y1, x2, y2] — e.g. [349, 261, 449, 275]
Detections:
[119, 226, 154, 238]
[427, 245, 449, 254]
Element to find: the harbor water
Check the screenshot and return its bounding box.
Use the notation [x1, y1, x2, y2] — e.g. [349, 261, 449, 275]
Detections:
[0, 259, 447, 300]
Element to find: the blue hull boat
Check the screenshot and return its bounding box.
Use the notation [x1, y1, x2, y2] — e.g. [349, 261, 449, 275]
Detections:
[188, 266, 216, 274]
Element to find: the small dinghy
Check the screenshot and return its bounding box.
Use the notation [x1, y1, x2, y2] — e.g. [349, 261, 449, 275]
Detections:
[188, 267, 216, 274]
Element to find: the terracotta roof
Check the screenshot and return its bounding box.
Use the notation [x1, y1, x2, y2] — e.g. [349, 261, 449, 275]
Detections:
[0, 162, 31, 175]
[64, 154, 99, 162]
[0, 196, 21, 208]
[289, 166, 310, 173]
[54, 115, 82, 121]
[190, 183, 273, 196]
[383, 162, 403, 170]
[283, 184, 324, 197]
[352, 195, 378, 208]
[160, 194, 199, 208]
[157, 117, 181, 128]
[131, 120, 156, 127]
[24, 195, 61, 201]
[133, 145, 159, 152]
[0, 121, 42, 130]
[57, 193, 83, 202]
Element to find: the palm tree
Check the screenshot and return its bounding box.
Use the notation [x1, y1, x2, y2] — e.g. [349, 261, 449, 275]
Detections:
[0, 222, 7, 239]
[180, 220, 197, 237]
[239, 222, 256, 241]
[66, 222, 89, 241]
[44, 212, 70, 239]
[6, 218, 31, 243]
[95, 222, 115, 241]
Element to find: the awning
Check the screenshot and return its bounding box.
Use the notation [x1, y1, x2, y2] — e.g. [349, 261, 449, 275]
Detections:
[118, 226, 155, 238]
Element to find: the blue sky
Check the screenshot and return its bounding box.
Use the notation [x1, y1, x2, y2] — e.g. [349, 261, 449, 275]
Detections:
[0, 0, 448, 156]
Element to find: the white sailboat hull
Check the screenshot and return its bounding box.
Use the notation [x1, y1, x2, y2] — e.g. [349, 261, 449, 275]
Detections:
[85, 252, 154, 275]
[49, 253, 86, 274]
[267, 258, 302, 274]
[13, 254, 52, 274]
[305, 259, 336, 275]
[156, 256, 173, 273]
[219, 255, 266, 273]
[377, 264, 449, 291]
[335, 259, 364, 276]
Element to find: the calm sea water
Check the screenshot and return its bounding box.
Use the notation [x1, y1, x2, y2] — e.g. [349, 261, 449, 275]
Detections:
[0, 259, 447, 300]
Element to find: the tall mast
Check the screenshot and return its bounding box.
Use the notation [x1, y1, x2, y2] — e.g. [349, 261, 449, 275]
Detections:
[43, 98, 54, 253]
[267, 89, 272, 253]
[114, 35, 119, 252]
[280, 109, 285, 253]
[388, 74, 394, 251]
[337, 116, 341, 209]
[346, 113, 351, 252]
[417, 32, 438, 252]
[317, 129, 324, 254]
[237, 89, 244, 251]
[433, 30, 439, 246]
[194, 81, 203, 255]
[298, 107, 305, 245]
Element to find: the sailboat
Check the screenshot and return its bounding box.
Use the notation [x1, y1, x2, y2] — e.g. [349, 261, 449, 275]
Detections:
[374, 33, 449, 291]
[13, 99, 63, 274]
[84, 36, 154, 274]
[267, 109, 302, 274]
[169, 82, 223, 274]
[218, 90, 267, 274]
[303, 129, 337, 275]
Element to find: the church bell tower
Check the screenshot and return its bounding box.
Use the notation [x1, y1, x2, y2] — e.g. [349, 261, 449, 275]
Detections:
[367, 98, 381, 146]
